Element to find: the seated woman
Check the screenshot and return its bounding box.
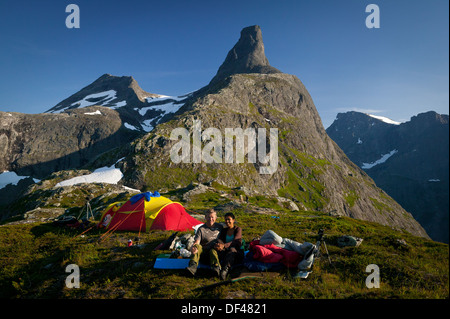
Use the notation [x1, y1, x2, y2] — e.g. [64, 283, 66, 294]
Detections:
[214, 212, 244, 280]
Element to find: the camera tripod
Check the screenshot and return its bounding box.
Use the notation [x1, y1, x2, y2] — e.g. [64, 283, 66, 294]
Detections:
[314, 229, 332, 265]
[295, 229, 331, 279]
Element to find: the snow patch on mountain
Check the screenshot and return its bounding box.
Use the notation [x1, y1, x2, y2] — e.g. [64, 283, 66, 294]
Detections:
[111, 100, 127, 109]
[367, 114, 401, 125]
[50, 90, 127, 113]
[124, 122, 138, 130]
[132, 94, 191, 132]
[141, 120, 154, 132]
[0, 171, 40, 190]
[139, 95, 186, 116]
[72, 90, 116, 107]
[361, 150, 398, 169]
[84, 110, 102, 115]
[55, 165, 123, 187]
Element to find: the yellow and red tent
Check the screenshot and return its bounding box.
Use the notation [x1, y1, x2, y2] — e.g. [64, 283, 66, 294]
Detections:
[97, 192, 203, 232]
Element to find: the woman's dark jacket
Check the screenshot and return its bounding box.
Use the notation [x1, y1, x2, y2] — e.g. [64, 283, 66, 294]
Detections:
[218, 226, 243, 251]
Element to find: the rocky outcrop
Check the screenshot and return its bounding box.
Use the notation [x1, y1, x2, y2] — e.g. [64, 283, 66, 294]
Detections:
[209, 25, 281, 86]
[0, 106, 139, 179]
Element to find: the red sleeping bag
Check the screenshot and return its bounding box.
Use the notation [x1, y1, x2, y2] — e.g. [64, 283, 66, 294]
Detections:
[249, 240, 303, 268]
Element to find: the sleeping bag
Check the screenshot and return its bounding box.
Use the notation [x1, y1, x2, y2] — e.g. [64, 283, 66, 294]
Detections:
[249, 240, 303, 268]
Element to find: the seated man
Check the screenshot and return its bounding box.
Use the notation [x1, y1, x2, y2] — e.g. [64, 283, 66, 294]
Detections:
[186, 209, 223, 276]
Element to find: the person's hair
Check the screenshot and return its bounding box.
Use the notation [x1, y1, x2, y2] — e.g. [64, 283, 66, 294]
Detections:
[224, 212, 235, 220]
[205, 209, 217, 216]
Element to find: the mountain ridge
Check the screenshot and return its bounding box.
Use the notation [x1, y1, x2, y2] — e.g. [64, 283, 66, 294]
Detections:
[327, 110, 449, 243]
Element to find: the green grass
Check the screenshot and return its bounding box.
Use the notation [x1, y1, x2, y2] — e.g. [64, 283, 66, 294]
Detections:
[344, 191, 359, 208]
[0, 205, 448, 299]
[186, 191, 230, 210]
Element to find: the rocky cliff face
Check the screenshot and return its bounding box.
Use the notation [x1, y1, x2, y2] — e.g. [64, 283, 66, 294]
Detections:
[209, 25, 281, 86]
[0, 106, 138, 179]
[327, 111, 449, 242]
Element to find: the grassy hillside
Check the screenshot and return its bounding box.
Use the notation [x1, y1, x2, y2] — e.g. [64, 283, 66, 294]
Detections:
[0, 190, 448, 300]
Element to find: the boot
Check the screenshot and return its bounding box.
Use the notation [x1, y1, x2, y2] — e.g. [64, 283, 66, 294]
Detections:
[186, 260, 198, 276]
[220, 267, 229, 281]
[212, 264, 221, 277]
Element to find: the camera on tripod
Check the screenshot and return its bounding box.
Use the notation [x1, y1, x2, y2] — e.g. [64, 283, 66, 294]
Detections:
[314, 228, 331, 264]
[295, 228, 332, 279]
[317, 229, 325, 242]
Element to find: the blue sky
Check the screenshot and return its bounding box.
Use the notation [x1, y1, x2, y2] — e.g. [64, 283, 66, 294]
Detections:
[0, 0, 448, 128]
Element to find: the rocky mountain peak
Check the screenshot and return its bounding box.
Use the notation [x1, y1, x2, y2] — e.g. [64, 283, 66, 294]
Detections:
[209, 25, 281, 85]
[46, 73, 157, 114]
[409, 111, 449, 126]
[93, 74, 146, 97]
[94, 73, 133, 87]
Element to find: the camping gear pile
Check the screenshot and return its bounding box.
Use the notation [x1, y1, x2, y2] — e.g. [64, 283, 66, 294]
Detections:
[53, 201, 95, 230]
[158, 232, 196, 258]
[53, 215, 92, 230]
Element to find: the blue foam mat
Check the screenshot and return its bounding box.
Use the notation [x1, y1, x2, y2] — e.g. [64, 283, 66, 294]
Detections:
[153, 254, 211, 269]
